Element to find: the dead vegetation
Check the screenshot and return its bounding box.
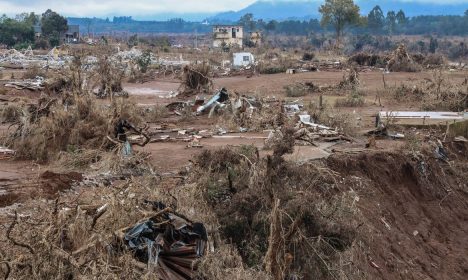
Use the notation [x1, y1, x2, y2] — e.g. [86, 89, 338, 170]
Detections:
[1, 95, 143, 162]
[391, 70, 467, 111]
[180, 63, 213, 95]
[349, 44, 447, 71]
[338, 67, 360, 90]
[387, 44, 422, 72]
[0, 102, 23, 123]
[0, 40, 467, 280]
[192, 143, 361, 280]
[2, 138, 466, 279]
[95, 54, 128, 99]
[284, 83, 309, 97]
[335, 90, 365, 107]
[348, 53, 385, 67]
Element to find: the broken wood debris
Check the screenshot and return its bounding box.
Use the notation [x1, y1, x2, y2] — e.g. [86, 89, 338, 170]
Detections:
[4, 76, 45, 91]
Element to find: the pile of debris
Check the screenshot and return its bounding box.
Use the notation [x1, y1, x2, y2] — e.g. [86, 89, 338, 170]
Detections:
[338, 68, 360, 89]
[166, 88, 260, 120]
[387, 44, 421, 72]
[4, 76, 45, 91]
[318, 60, 343, 71]
[120, 204, 207, 279]
[0, 171, 208, 279]
[180, 64, 213, 95]
[266, 111, 350, 149]
[0, 47, 69, 69]
[0, 146, 15, 160]
[348, 52, 386, 67]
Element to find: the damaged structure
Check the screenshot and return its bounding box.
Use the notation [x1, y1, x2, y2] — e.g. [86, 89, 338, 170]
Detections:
[212, 25, 243, 48]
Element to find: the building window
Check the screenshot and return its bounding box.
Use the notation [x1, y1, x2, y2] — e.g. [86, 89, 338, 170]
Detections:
[243, 56, 250, 62]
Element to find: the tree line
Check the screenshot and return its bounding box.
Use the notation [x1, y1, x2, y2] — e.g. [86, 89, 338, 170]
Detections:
[1, 0, 467, 49]
[0, 9, 67, 48]
[239, 3, 467, 38]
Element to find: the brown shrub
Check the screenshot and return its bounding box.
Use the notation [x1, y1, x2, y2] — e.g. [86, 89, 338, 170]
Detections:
[0, 103, 22, 123]
[423, 54, 445, 66]
[348, 52, 385, 67]
[335, 90, 365, 107]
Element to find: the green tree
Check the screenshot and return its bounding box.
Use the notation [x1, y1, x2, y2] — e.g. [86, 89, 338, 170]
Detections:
[368, 5, 385, 33]
[417, 40, 425, 53]
[15, 12, 38, 25]
[265, 20, 277, 32]
[0, 16, 34, 48]
[396, 9, 407, 25]
[239, 13, 255, 31]
[429, 37, 438, 53]
[41, 9, 67, 46]
[319, 0, 360, 43]
[386, 11, 397, 34]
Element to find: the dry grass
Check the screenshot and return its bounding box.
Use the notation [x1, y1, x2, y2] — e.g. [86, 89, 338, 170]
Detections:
[0, 103, 23, 123]
[305, 102, 360, 136]
[190, 145, 362, 279]
[284, 84, 308, 97]
[335, 90, 365, 107]
[389, 70, 467, 111]
[22, 65, 47, 79]
[2, 95, 143, 162]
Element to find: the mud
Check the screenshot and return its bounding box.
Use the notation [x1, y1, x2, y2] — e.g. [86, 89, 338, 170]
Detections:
[327, 149, 468, 280]
[0, 169, 83, 207]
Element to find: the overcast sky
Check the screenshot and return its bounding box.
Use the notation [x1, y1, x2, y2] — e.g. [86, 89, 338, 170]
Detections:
[0, 0, 466, 18]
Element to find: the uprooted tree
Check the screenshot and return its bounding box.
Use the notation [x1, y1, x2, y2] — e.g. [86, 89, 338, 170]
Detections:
[180, 63, 213, 95]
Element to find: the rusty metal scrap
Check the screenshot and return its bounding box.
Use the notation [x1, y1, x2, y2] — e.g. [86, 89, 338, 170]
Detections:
[121, 204, 207, 280]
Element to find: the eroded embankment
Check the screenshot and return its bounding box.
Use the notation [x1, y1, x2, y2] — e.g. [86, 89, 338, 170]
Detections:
[196, 142, 467, 279]
[326, 145, 467, 280]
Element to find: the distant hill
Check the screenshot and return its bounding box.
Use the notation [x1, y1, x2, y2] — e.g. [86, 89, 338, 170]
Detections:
[211, 1, 320, 22]
[210, 0, 468, 22]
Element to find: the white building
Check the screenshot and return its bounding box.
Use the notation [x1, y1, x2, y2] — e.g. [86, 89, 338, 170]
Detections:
[213, 25, 243, 48]
[233, 52, 254, 67]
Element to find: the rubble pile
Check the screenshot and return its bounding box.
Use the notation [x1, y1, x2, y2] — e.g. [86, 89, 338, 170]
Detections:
[0, 47, 70, 69]
[4, 76, 45, 91]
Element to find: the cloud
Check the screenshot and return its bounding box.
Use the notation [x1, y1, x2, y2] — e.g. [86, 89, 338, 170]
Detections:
[0, 0, 257, 17]
[0, 0, 466, 18]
